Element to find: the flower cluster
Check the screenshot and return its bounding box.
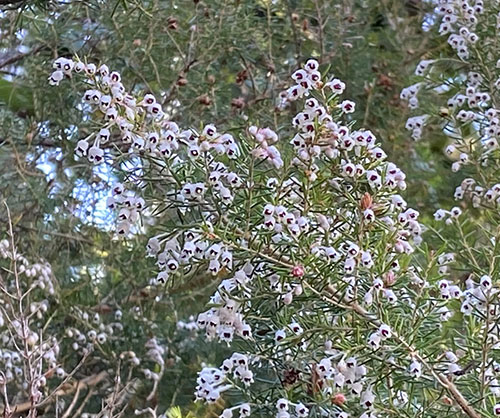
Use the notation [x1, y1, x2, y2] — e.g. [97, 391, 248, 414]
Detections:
[107, 182, 146, 235]
[400, 82, 422, 110]
[249, 126, 283, 168]
[147, 234, 234, 285]
[405, 115, 428, 141]
[195, 353, 253, 409]
[402, 0, 499, 189]
[63, 306, 124, 352]
[196, 268, 252, 344]
[0, 238, 55, 295]
[275, 398, 310, 418]
[51, 57, 239, 169]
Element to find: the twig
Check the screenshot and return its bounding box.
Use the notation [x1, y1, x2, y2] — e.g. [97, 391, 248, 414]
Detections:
[313, 0, 325, 62]
[302, 281, 481, 418]
[72, 387, 95, 417]
[0, 372, 13, 418]
[60, 382, 82, 418]
[0, 45, 46, 69]
[1, 372, 108, 416]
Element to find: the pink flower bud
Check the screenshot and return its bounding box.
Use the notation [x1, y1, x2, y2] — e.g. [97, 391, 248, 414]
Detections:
[292, 265, 305, 278]
[384, 271, 396, 287]
[332, 393, 346, 406]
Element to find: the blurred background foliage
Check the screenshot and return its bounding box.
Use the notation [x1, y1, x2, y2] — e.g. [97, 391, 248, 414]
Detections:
[0, 0, 464, 415]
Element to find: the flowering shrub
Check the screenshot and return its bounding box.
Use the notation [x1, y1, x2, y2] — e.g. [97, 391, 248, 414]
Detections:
[0, 211, 169, 417]
[47, 45, 500, 418]
[400, 1, 500, 417]
[0, 229, 61, 416]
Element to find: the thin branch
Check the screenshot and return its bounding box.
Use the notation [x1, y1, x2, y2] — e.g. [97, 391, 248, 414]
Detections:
[0, 45, 46, 69]
[72, 387, 95, 418]
[2, 372, 108, 416]
[60, 382, 82, 418]
[302, 281, 481, 418]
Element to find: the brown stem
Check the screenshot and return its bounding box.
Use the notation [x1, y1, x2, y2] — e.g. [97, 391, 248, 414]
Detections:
[1, 372, 107, 416]
[303, 281, 481, 418]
